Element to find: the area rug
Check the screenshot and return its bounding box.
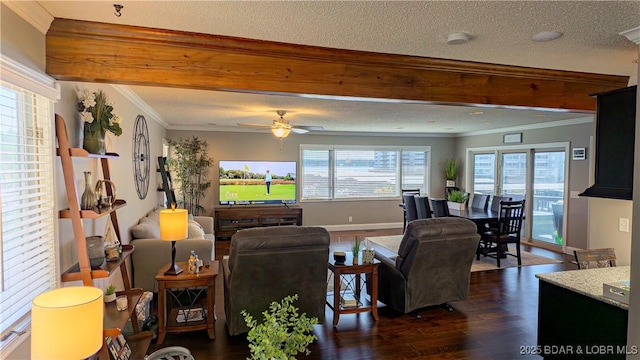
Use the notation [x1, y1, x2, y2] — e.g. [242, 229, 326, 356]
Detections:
[364, 235, 563, 271]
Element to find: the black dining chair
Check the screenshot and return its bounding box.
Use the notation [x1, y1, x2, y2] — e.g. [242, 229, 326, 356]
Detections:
[400, 189, 421, 229]
[431, 199, 450, 218]
[477, 200, 525, 267]
[414, 195, 432, 219]
[402, 193, 419, 231]
[471, 193, 490, 210]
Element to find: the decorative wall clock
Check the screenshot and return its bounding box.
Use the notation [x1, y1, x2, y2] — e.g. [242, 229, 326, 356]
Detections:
[132, 115, 150, 199]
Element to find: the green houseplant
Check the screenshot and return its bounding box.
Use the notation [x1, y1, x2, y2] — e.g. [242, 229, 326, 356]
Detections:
[446, 190, 468, 211]
[104, 284, 117, 303]
[445, 158, 458, 187]
[352, 237, 362, 265]
[168, 137, 213, 215]
[242, 294, 318, 360]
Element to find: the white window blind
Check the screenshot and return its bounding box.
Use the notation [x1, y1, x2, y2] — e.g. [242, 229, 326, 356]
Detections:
[301, 146, 430, 200]
[401, 150, 429, 194]
[301, 149, 331, 200]
[0, 82, 57, 347]
[335, 149, 397, 199]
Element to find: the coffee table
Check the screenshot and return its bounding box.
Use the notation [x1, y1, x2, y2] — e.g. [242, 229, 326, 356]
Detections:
[155, 261, 219, 344]
[327, 253, 380, 326]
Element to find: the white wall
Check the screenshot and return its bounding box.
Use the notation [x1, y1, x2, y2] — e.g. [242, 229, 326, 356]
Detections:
[588, 198, 633, 265]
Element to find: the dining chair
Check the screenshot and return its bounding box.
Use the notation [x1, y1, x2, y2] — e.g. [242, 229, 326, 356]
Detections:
[490, 195, 512, 212]
[414, 195, 433, 219]
[402, 193, 419, 231]
[477, 200, 525, 267]
[430, 199, 450, 218]
[400, 189, 420, 229]
[573, 248, 617, 269]
[470, 193, 490, 210]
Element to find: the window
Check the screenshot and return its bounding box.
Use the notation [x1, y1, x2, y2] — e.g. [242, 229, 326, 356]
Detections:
[301, 145, 430, 200]
[0, 60, 58, 352]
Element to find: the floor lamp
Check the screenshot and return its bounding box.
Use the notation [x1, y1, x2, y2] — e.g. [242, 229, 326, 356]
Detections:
[31, 286, 103, 359]
[160, 205, 188, 275]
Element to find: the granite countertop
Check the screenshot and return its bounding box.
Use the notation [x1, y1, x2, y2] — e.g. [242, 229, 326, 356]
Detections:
[536, 266, 630, 310]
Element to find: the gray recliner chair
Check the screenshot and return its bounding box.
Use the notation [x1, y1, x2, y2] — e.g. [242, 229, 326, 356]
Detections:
[222, 226, 330, 336]
[374, 218, 480, 314]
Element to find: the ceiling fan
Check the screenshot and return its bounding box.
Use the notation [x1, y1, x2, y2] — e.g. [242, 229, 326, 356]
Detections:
[237, 110, 324, 138]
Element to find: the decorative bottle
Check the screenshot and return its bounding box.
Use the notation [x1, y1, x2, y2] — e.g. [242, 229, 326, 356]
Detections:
[81, 171, 98, 210]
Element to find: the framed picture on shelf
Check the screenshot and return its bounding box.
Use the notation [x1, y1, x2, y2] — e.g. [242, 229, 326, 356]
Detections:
[105, 334, 132, 360]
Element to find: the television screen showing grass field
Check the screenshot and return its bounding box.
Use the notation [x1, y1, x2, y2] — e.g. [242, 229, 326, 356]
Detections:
[219, 160, 297, 205]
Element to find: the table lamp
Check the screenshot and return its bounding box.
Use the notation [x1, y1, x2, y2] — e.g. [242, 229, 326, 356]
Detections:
[160, 205, 188, 275]
[31, 286, 103, 360]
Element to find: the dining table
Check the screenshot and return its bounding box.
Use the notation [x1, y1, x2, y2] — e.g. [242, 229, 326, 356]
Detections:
[448, 206, 505, 257]
[448, 207, 499, 224]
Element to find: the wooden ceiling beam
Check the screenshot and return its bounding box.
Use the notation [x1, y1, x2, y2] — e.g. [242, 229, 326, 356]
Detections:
[46, 18, 629, 112]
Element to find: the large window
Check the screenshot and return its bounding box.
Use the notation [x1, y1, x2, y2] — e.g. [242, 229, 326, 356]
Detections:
[301, 145, 430, 200]
[0, 66, 58, 351]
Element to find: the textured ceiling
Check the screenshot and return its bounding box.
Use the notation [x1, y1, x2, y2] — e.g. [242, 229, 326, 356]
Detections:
[37, 1, 640, 136]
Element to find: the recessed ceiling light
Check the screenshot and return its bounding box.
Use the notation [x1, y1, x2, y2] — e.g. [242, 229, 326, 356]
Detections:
[532, 31, 563, 42]
[447, 32, 470, 45]
[207, 122, 216, 125]
[427, 120, 436, 124]
[469, 111, 484, 115]
[484, 122, 492, 125]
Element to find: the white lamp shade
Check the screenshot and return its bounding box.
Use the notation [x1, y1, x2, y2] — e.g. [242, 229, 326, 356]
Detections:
[31, 286, 103, 359]
[159, 208, 188, 241]
[271, 127, 291, 138]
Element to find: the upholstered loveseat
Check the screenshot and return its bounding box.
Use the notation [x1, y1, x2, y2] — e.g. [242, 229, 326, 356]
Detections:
[222, 226, 330, 336]
[130, 209, 215, 291]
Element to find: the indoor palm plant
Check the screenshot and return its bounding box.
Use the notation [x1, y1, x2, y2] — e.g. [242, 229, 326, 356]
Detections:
[168, 137, 213, 215]
[77, 89, 123, 154]
[242, 294, 318, 360]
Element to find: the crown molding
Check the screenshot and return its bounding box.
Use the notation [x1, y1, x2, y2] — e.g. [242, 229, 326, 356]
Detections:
[3, 1, 53, 35]
[460, 116, 593, 137]
[620, 26, 640, 45]
[110, 84, 168, 128]
[1, 54, 60, 100]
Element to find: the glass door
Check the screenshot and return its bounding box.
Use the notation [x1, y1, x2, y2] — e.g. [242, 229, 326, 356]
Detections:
[531, 150, 565, 246]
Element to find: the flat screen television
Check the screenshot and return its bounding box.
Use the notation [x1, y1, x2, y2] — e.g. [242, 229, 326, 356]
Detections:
[219, 160, 297, 205]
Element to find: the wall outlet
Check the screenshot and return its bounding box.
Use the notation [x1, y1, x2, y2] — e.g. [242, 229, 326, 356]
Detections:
[619, 217, 630, 233]
[348, 216, 353, 223]
[570, 191, 580, 199]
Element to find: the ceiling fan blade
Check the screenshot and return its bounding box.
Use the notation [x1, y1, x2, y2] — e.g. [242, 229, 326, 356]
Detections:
[237, 122, 272, 128]
[293, 125, 324, 131]
[291, 128, 309, 134]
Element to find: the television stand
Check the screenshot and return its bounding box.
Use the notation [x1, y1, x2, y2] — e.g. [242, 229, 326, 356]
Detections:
[214, 206, 303, 239]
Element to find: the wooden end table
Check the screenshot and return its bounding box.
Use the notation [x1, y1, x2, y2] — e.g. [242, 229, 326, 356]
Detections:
[327, 254, 380, 326]
[155, 261, 219, 345]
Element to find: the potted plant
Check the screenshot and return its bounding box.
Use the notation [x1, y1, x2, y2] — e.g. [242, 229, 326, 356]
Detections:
[447, 190, 468, 211]
[168, 137, 213, 215]
[352, 237, 362, 265]
[104, 284, 117, 303]
[242, 294, 318, 360]
[445, 158, 458, 187]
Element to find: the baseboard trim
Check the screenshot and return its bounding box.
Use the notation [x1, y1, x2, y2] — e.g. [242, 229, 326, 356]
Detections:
[320, 222, 403, 232]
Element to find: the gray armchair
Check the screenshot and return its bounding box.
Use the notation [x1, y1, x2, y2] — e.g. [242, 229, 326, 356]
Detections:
[374, 218, 480, 314]
[222, 226, 330, 336]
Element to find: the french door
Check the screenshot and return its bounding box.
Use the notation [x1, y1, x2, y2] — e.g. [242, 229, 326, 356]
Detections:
[470, 144, 567, 250]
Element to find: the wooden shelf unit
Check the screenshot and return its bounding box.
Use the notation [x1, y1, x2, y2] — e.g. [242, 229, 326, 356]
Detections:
[214, 206, 303, 239]
[55, 114, 149, 358]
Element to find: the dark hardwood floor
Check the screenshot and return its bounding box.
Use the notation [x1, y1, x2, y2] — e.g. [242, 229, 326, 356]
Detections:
[147, 228, 574, 359]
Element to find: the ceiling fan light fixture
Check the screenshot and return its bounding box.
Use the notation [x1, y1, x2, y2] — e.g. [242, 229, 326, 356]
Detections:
[271, 126, 291, 138]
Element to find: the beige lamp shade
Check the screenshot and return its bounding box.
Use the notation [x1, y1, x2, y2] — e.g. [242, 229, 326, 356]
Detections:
[159, 207, 188, 241]
[271, 126, 291, 139]
[31, 286, 103, 360]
